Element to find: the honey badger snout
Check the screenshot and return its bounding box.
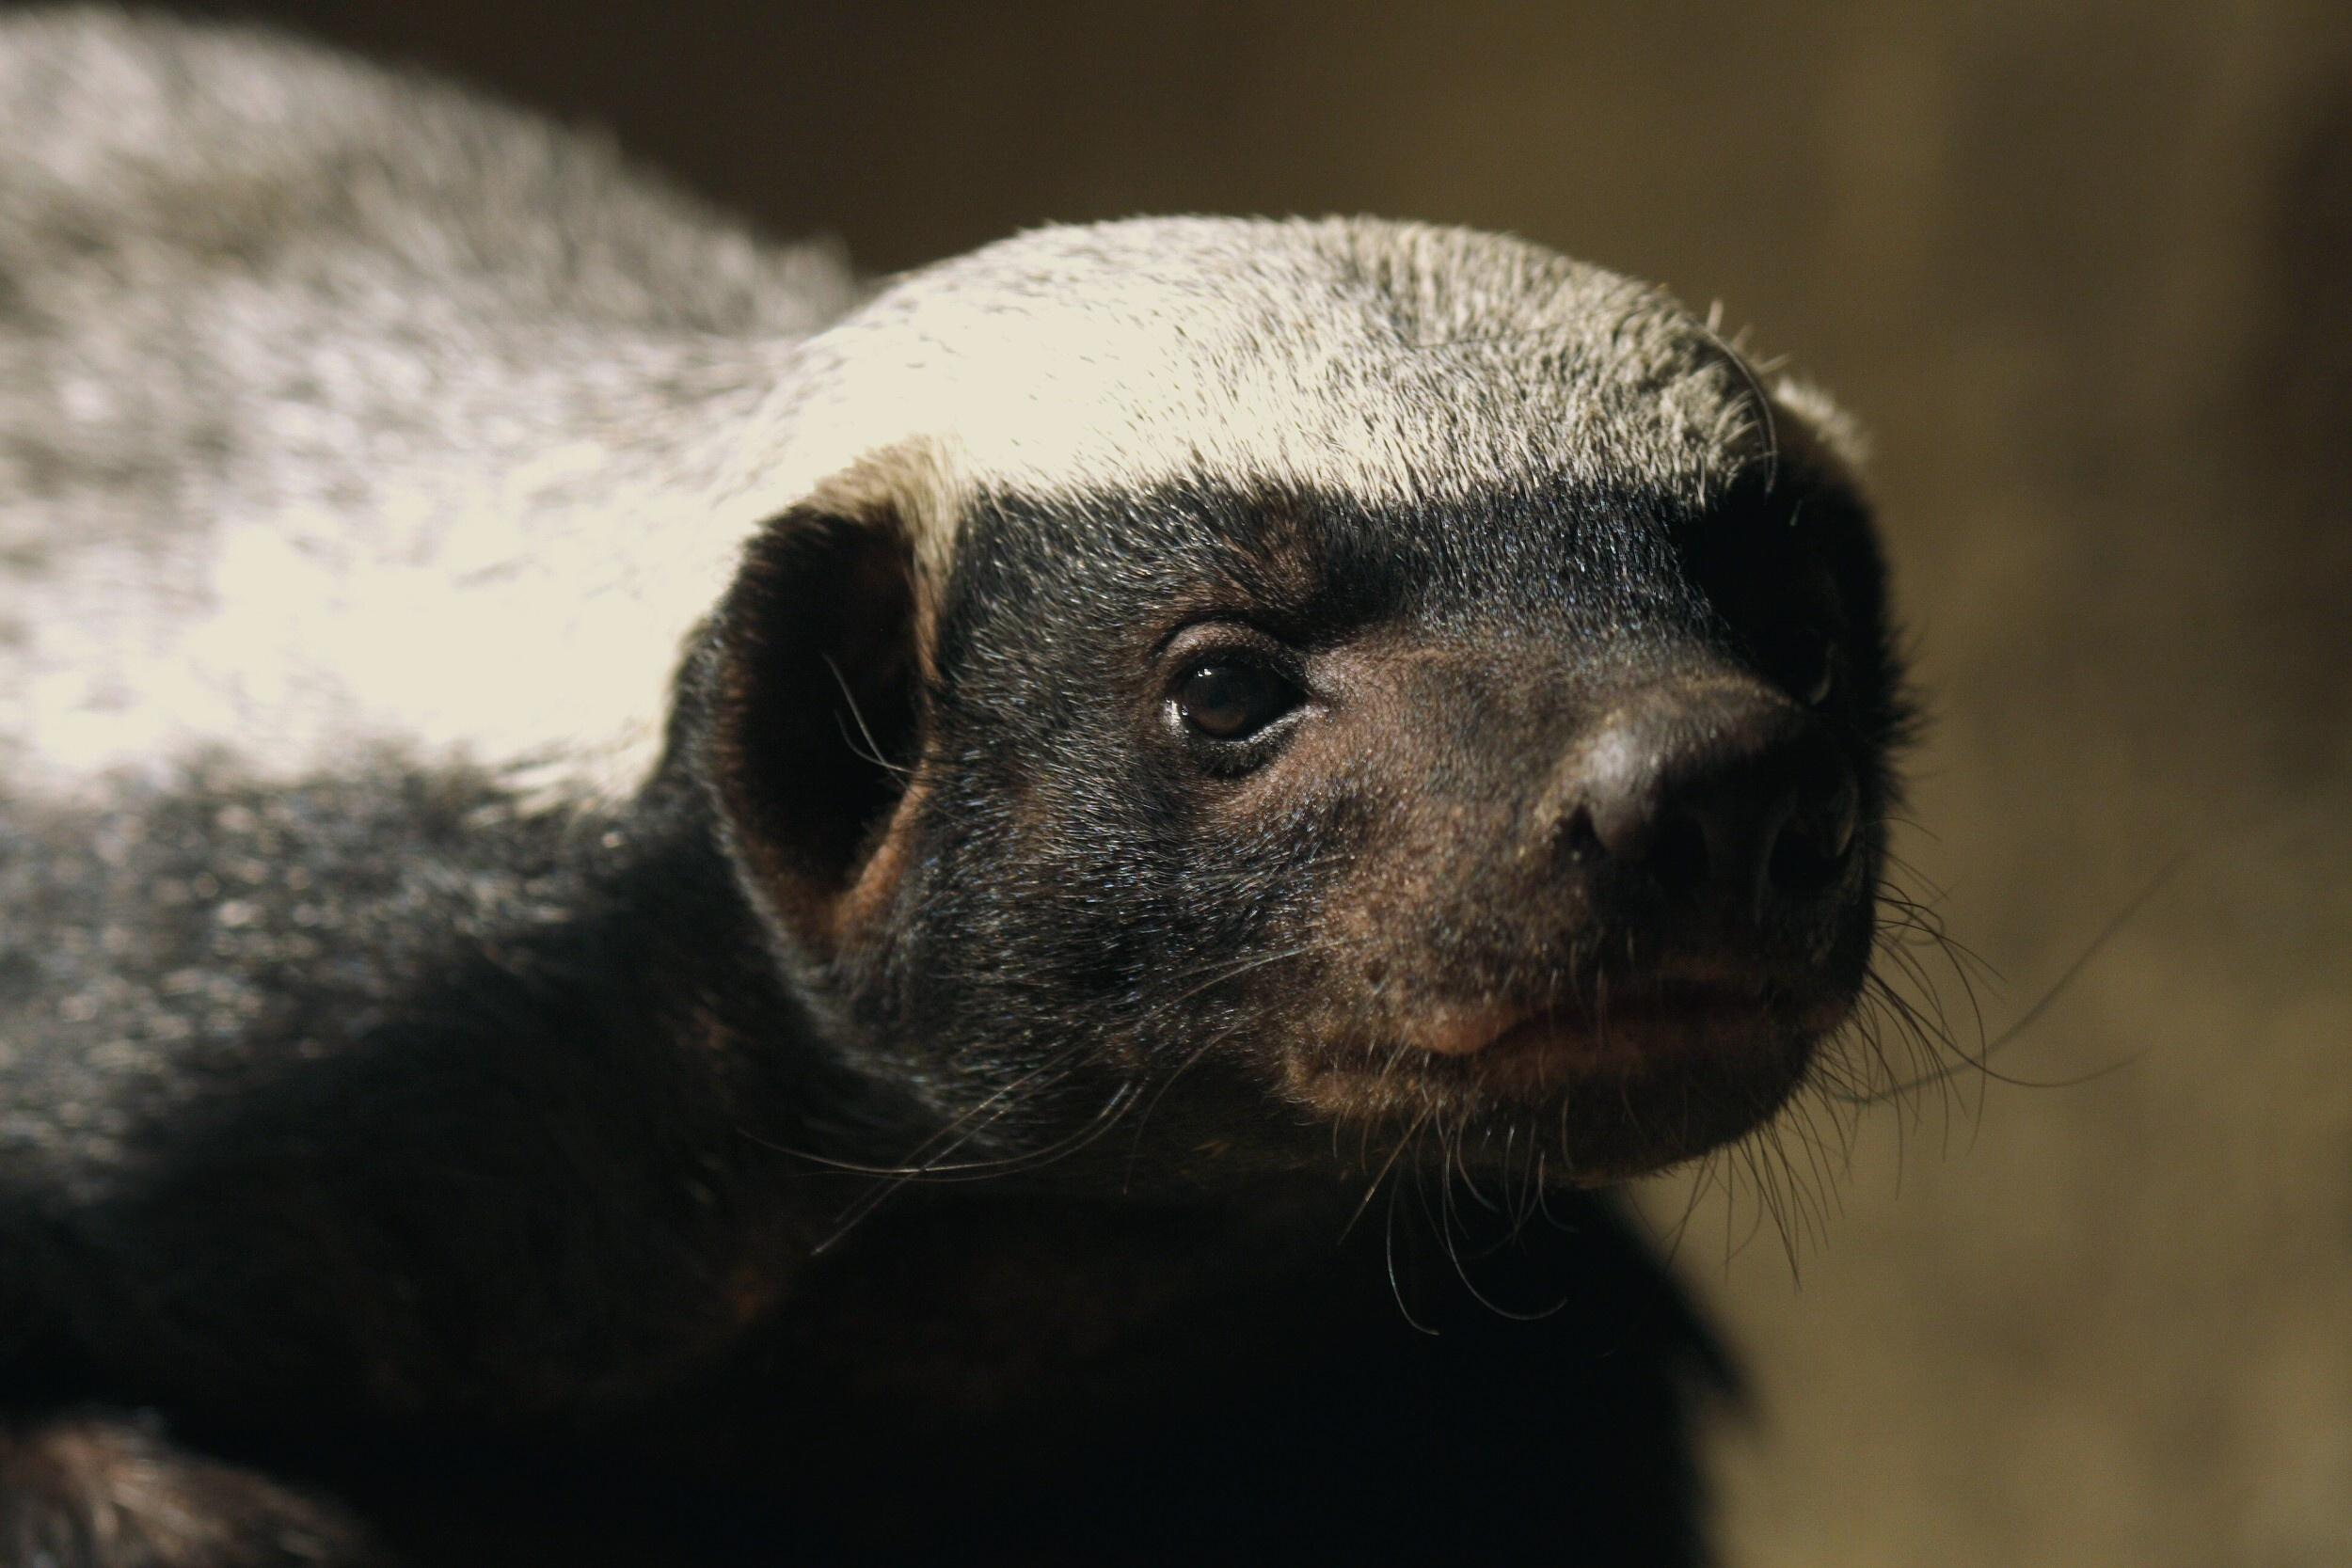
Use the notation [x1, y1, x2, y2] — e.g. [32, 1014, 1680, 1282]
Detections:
[1292, 663, 1871, 1178]
[1549, 682, 1860, 928]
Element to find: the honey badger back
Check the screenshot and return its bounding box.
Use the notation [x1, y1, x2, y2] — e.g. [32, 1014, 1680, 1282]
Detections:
[0, 11, 1908, 1566]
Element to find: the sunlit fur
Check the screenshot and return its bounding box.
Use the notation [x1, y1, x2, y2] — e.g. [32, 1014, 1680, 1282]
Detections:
[0, 10, 1858, 809]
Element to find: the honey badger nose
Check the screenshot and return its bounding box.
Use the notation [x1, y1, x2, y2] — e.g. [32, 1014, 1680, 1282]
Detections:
[1552, 684, 1859, 921]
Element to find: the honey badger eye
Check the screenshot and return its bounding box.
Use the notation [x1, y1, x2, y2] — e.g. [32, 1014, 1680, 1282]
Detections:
[1174, 661, 1298, 740]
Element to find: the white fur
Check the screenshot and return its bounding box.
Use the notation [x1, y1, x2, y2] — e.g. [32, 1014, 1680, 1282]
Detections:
[0, 10, 1830, 810]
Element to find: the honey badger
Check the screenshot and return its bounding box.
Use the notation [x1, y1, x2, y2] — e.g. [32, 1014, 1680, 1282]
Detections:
[0, 10, 1910, 1566]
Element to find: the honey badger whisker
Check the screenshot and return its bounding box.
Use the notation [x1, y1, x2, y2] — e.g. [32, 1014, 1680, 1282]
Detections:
[1523, 1148, 1554, 1233]
[1107, 944, 1333, 1180]
[1119, 1021, 1258, 1181]
[821, 653, 914, 781]
[1863, 849, 2187, 1102]
[1745, 1130, 1805, 1278]
[1656, 1148, 1723, 1268]
[1777, 851, 2166, 1234]
[813, 1081, 1149, 1254]
[1338, 1103, 1436, 1243]
[1876, 917, 1972, 1050]
[748, 1034, 1100, 1178]
[1419, 1139, 1579, 1323]
[1869, 897, 1996, 1022]
[1155, 941, 1322, 1012]
[1781, 1118, 1833, 1263]
[1382, 1160, 1443, 1338]
[1491, 1121, 1534, 1232]
[1782, 1091, 1848, 1239]
[858, 1066, 1120, 1180]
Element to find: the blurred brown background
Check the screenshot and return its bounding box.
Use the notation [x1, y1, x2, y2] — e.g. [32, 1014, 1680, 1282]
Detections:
[153, 1, 2352, 1561]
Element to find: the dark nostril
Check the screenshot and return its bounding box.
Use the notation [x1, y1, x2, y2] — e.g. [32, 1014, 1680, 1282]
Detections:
[1557, 803, 1606, 863]
[1765, 763, 1860, 900]
[1766, 817, 1843, 898]
[1549, 683, 1860, 921]
[1645, 811, 1712, 898]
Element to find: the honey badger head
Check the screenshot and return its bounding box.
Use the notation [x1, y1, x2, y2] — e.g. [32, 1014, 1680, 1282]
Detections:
[691, 216, 1906, 1188]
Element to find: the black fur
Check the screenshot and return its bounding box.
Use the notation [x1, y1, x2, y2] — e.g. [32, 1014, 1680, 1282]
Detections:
[4, 448, 1900, 1561]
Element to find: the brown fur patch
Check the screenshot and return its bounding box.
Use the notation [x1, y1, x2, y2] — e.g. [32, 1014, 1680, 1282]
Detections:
[827, 771, 930, 948]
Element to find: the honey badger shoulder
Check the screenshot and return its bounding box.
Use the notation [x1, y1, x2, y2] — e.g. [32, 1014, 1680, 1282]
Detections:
[0, 7, 861, 801]
[0, 13, 1908, 1566]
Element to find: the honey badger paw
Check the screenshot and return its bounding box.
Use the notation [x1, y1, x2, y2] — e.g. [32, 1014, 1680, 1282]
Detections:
[0, 1413, 389, 1568]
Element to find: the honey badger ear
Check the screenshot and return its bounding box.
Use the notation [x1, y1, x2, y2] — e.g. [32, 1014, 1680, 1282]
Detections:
[698, 501, 928, 954]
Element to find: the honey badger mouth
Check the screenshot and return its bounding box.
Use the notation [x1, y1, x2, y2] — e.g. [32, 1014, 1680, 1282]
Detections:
[1271, 961, 1860, 1183]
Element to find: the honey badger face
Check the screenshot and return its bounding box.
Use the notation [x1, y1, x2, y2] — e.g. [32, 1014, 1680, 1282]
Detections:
[696, 218, 1905, 1186]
